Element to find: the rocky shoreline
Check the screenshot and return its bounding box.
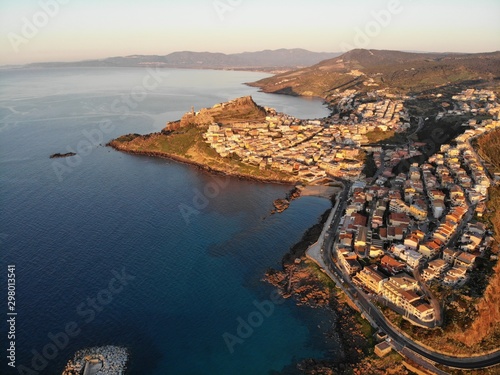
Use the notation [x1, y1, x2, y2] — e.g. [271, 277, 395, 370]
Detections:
[107, 140, 297, 186]
[264, 208, 370, 372]
[264, 205, 410, 374]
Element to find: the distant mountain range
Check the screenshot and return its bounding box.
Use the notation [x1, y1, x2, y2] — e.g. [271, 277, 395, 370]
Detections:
[11, 48, 499, 99]
[16, 49, 342, 71]
[249, 49, 500, 98]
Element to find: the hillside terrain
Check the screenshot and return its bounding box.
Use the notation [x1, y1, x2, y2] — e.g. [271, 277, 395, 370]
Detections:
[446, 129, 500, 351]
[18, 49, 341, 71]
[108, 97, 295, 183]
[250, 49, 500, 100]
[165, 96, 267, 131]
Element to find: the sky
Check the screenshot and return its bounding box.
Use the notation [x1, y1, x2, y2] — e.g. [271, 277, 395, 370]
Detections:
[1, 0, 499, 65]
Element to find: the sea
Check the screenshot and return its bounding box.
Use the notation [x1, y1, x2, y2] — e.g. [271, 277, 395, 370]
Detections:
[0, 67, 340, 375]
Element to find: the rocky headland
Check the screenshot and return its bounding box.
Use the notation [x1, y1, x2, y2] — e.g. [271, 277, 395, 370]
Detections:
[107, 96, 298, 184]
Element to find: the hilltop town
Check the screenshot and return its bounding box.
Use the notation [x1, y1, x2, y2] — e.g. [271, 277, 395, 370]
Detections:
[200, 94, 411, 183]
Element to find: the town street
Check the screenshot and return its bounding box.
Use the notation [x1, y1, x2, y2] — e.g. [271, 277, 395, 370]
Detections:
[306, 183, 500, 372]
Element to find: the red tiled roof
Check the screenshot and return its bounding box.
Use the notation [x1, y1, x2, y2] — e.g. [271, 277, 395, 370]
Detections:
[353, 213, 367, 227]
[401, 289, 420, 303]
[381, 255, 405, 268]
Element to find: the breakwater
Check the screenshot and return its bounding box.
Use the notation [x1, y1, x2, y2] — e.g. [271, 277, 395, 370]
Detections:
[62, 346, 128, 375]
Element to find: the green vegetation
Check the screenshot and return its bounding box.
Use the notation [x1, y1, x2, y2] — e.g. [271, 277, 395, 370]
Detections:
[147, 125, 201, 154]
[436, 363, 500, 375]
[484, 186, 500, 243]
[305, 260, 337, 291]
[174, 96, 267, 128]
[356, 312, 375, 352]
[417, 115, 469, 144]
[384, 352, 404, 366]
[384, 279, 500, 355]
[282, 209, 331, 263]
[109, 123, 295, 182]
[251, 49, 500, 102]
[213, 104, 266, 124]
[362, 152, 377, 178]
[113, 133, 141, 143]
[250, 70, 357, 99]
[476, 128, 500, 174]
[476, 129, 500, 243]
[107, 95, 300, 183]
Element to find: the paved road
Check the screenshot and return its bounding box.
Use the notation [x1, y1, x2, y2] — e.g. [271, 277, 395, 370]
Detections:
[413, 264, 443, 327]
[306, 182, 500, 371]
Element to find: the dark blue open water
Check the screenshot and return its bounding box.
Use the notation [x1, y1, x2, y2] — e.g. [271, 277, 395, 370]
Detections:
[0, 68, 338, 374]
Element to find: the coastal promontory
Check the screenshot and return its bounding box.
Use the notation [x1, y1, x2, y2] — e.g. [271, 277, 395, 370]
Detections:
[108, 96, 329, 184]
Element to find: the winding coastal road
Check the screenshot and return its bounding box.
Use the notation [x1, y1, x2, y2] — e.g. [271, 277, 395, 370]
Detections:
[307, 183, 500, 372]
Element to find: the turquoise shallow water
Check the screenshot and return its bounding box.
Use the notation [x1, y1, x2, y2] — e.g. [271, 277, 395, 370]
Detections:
[0, 67, 339, 374]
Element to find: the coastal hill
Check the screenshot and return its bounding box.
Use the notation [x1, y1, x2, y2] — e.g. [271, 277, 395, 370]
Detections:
[249, 49, 500, 99]
[456, 129, 500, 348]
[19, 49, 341, 71]
[108, 96, 297, 183]
[166, 96, 267, 131]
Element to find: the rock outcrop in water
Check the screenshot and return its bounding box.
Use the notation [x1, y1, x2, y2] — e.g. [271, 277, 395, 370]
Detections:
[271, 186, 302, 214]
[50, 152, 76, 159]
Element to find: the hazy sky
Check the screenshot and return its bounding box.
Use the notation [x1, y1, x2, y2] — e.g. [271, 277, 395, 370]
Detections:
[1, 0, 499, 65]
